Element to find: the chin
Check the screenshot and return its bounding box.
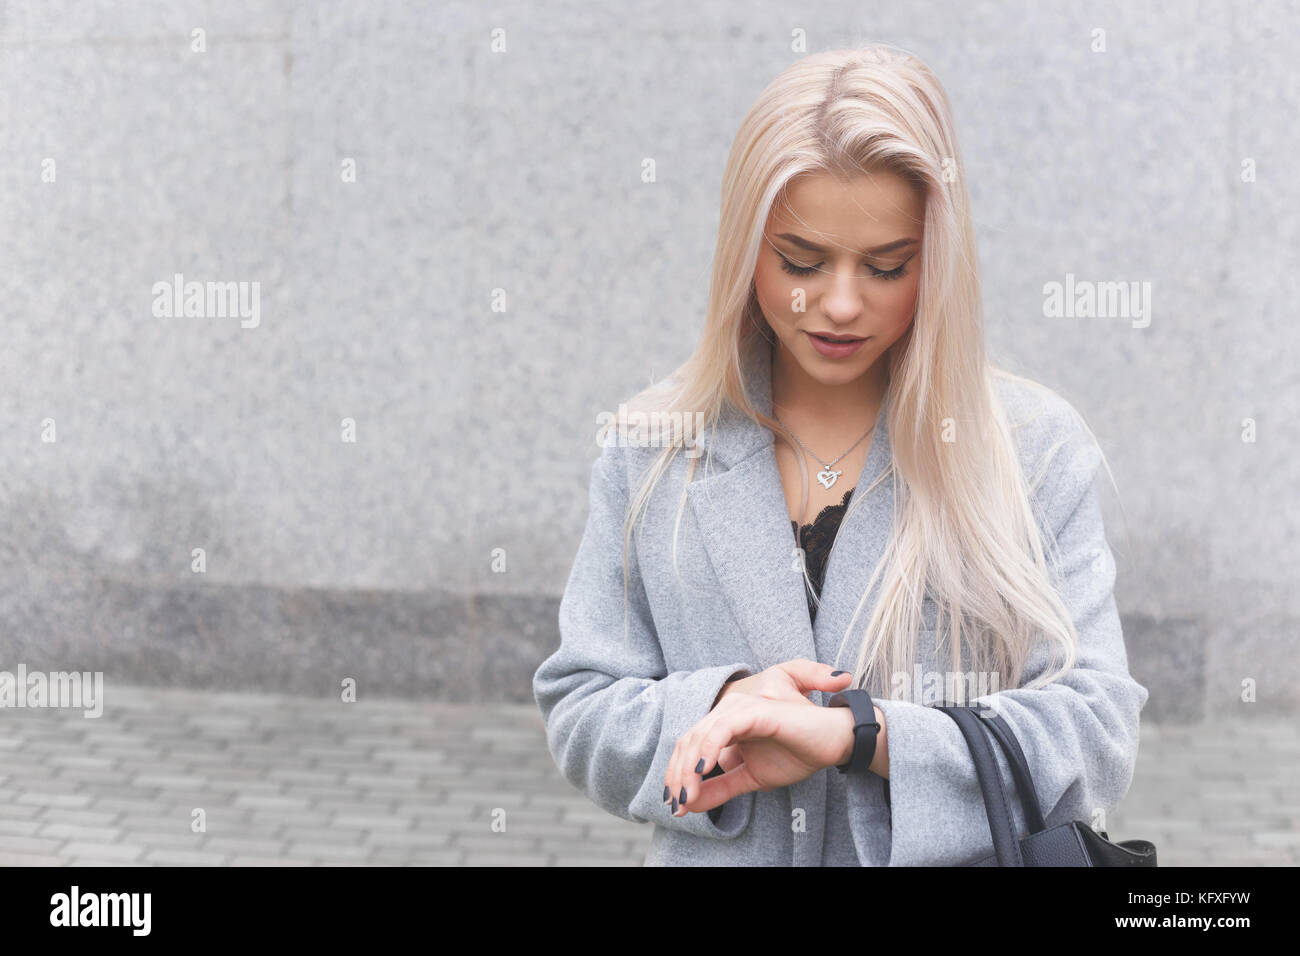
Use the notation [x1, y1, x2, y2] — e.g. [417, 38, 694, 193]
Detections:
[801, 358, 872, 384]
[800, 345, 875, 375]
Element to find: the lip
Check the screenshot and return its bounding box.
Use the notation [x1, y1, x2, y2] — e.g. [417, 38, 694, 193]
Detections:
[805, 331, 868, 358]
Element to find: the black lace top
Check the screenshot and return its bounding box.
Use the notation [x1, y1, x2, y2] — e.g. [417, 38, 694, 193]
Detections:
[792, 485, 855, 626]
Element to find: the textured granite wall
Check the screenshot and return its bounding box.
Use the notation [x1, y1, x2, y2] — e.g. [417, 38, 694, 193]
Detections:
[2, 1, 1296, 720]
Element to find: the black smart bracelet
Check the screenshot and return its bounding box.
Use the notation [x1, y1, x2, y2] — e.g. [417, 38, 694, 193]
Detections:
[826, 689, 881, 775]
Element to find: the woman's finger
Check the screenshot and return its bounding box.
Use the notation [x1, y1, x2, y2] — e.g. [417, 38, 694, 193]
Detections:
[664, 723, 688, 814]
[692, 759, 763, 811]
[676, 699, 772, 815]
[666, 691, 735, 815]
[779, 658, 854, 697]
[670, 697, 737, 816]
[716, 743, 742, 773]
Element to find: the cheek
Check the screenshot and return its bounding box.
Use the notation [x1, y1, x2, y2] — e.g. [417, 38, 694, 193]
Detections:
[879, 276, 920, 328]
[753, 259, 794, 321]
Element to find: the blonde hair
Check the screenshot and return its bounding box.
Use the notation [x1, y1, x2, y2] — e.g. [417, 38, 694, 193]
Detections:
[613, 45, 1123, 696]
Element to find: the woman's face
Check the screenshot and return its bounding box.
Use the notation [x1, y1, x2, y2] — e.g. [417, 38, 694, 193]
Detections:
[755, 169, 925, 389]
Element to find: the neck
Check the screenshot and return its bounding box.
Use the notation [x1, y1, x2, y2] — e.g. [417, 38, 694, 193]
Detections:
[769, 337, 888, 427]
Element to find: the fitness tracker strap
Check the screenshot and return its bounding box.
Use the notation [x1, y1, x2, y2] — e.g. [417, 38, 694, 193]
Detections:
[827, 689, 880, 775]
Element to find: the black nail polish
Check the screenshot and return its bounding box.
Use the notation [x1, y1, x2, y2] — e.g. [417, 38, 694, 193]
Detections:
[694, 758, 705, 773]
[671, 797, 678, 813]
[679, 786, 687, 805]
[663, 785, 671, 802]
[831, 670, 848, 676]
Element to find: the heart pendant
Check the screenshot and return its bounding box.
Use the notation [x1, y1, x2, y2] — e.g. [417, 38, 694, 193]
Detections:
[816, 468, 842, 489]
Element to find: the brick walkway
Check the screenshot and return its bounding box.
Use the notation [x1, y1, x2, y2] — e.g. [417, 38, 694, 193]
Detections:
[0, 685, 1294, 865]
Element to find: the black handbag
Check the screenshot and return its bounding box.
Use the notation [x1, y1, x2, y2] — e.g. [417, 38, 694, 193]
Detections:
[934, 702, 1157, 867]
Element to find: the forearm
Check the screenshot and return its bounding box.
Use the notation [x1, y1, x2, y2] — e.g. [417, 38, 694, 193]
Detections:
[831, 704, 889, 778]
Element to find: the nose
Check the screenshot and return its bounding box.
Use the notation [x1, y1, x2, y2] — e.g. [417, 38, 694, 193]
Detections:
[819, 267, 865, 323]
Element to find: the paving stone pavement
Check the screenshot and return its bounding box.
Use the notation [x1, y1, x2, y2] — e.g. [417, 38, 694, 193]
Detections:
[0, 684, 1295, 866]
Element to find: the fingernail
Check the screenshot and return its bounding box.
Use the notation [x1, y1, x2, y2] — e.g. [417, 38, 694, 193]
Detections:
[694, 758, 705, 773]
[663, 785, 670, 802]
[671, 797, 678, 813]
[831, 670, 848, 676]
[679, 786, 687, 806]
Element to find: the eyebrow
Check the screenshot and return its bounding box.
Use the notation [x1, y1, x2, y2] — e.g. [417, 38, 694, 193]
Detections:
[775, 232, 919, 256]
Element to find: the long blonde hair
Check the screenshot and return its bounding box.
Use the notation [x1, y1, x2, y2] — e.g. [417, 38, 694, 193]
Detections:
[613, 45, 1121, 696]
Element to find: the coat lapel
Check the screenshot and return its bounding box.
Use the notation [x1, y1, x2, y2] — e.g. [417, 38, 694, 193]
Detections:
[810, 386, 895, 675]
[684, 336, 895, 868]
[685, 337, 815, 673]
[685, 336, 895, 676]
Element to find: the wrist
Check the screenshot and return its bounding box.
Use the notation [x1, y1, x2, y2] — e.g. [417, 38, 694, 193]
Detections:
[825, 690, 882, 775]
[831, 705, 856, 768]
[711, 680, 734, 709]
[868, 705, 889, 778]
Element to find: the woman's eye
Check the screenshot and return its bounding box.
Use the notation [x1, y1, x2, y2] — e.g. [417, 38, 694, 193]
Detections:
[777, 253, 910, 280]
[778, 255, 818, 277]
[871, 263, 908, 281]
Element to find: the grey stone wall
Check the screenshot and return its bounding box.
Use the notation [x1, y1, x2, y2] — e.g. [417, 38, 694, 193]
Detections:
[2, 1, 1296, 720]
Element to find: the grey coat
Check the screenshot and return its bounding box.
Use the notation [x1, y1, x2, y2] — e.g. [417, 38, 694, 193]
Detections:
[533, 338, 1149, 865]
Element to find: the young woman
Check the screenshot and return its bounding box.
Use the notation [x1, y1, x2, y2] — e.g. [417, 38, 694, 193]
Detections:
[534, 46, 1148, 866]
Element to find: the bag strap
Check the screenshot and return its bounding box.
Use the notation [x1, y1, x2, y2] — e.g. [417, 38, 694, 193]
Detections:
[936, 705, 1024, 866]
[975, 709, 1048, 833]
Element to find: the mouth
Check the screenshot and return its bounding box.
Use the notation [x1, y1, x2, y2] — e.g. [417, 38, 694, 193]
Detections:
[805, 330, 869, 358]
[807, 332, 866, 343]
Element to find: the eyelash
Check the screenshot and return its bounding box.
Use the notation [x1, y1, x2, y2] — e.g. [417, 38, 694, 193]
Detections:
[778, 253, 911, 281]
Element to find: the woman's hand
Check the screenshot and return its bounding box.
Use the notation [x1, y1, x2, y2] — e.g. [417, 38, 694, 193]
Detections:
[663, 693, 856, 817]
[713, 658, 854, 709]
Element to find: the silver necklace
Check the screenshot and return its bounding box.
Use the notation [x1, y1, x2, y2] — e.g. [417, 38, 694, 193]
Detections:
[773, 410, 875, 490]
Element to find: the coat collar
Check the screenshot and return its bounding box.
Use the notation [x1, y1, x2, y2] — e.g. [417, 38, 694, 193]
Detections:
[686, 334, 896, 674]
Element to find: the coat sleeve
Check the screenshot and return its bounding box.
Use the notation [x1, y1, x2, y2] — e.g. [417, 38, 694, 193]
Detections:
[533, 440, 756, 838]
[849, 403, 1150, 866]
